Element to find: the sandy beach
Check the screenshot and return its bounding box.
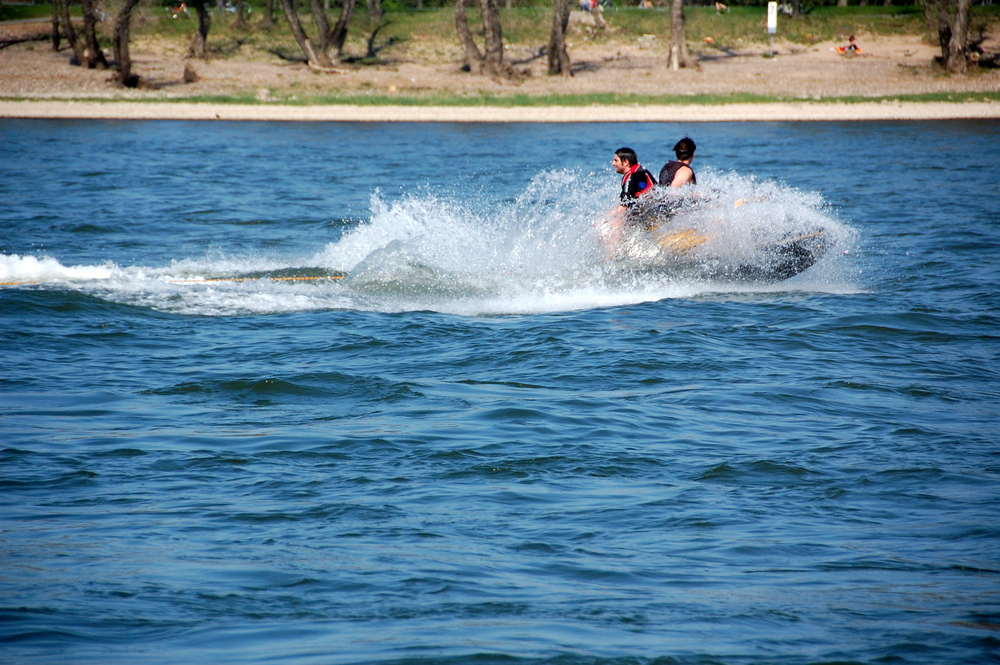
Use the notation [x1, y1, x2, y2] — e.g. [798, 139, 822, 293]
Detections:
[2, 99, 998, 121]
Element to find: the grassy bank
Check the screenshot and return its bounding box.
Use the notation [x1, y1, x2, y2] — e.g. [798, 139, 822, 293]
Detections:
[150, 4, 1000, 63]
[7, 2, 998, 61]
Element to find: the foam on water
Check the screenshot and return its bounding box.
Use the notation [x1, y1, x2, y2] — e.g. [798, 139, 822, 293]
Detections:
[0, 254, 116, 283]
[0, 170, 857, 316]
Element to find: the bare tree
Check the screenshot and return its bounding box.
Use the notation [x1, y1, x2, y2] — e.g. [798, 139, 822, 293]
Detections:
[50, 0, 61, 51]
[547, 0, 571, 76]
[946, 0, 972, 73]
[923, 0, 973, 73]
[280, 0, 336, 68]
[668, 0, 688, 70]
[112, 0, 143, 86]
[80, 0, 109, 68]
[328, 0, 358, 59]
[455, 0, 485, 73]
[455, 0, 512, 78]
[231, 0, 249, 30]
[278, 0, 356, 68]
[480, 0, 509, 76]
[306, 0, 334, 53]
[261, 0, 277, 29]
[188, 0, 213, 58]
[56, 0, 86, 65]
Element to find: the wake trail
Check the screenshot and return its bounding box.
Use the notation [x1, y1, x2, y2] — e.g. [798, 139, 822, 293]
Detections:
[1, 169, 859, 316]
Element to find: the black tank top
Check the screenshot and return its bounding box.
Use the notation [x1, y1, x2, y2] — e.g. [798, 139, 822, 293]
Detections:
[659, 160, 696, 187]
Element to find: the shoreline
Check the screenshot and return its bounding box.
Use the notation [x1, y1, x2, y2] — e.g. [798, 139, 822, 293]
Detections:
[2, 100, 1000, 122]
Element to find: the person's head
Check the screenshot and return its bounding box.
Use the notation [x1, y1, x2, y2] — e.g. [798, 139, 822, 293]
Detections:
[613, 147, 638, 174]
[673, 137, 696, 162]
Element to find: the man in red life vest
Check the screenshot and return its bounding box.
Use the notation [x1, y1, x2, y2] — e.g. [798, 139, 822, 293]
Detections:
[600, 147, 657, 251]
[613, 147, 657, 211]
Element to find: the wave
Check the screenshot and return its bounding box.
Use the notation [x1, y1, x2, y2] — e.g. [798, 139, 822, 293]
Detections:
[0, 170, 858, 316]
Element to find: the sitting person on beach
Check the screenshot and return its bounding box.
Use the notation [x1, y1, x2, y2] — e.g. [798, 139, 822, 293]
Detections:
[835, 35, 862, 54]
[658, 137, 697, 189]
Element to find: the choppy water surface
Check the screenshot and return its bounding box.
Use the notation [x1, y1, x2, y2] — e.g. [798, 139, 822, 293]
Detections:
[1, 120, 998, 665]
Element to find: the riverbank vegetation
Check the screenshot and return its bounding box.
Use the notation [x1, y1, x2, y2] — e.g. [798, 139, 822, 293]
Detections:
[2, 0, 998, 91]
[5, 2, 993, 47]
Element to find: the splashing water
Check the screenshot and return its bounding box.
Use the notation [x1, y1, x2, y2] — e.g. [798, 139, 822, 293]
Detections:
[0, 170, 857, 317]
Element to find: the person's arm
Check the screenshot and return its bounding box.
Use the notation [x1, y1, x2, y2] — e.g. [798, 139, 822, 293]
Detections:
[670, 165, 694, 188]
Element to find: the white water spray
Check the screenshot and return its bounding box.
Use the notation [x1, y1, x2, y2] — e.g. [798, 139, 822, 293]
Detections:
[1, 171, 857, 316]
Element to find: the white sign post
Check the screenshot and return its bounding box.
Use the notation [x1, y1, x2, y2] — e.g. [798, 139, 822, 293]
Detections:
[767, 1, 777, 57]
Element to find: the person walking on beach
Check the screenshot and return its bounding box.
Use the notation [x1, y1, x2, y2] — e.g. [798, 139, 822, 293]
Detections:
[659, 137, 697, 188]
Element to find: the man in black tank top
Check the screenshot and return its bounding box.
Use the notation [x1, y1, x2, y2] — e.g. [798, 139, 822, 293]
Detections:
[659, 137, 697, 188]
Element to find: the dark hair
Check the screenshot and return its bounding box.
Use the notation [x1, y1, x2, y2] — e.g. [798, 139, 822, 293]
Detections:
[673, 137, 696, 161]
[615, 147, 638, 166]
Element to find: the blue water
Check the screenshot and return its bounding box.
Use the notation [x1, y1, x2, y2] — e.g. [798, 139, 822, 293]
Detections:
[1, 119, 998, 665]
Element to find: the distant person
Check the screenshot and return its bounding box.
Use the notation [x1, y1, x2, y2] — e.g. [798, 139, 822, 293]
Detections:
[658, 137, 697, 188]
[714, 1, 728, 13]
[835, 35, 862, 54]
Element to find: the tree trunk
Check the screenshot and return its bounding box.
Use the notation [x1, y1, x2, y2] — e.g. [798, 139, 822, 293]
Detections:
[946, 0, 972, 73]
[455, 0, 484, 74]
[328, 0, 358, 59]
[81, 0, 109, 68]
[837, 0, 848, 7]
[547, 0, 572, 76]
[188, 0, 212, 58]
[668, 0, 687, 70]
[58, 0, 86, 65]
[935, 0, 952, 61]
[231, 0, 248, 30]
[366, 0, 383, 22]
[480, 0, 510, 77]
[112, 0, 143, 87]
[50, 0, 61, 51]
[278, 0, 336, 68]
[261, 0, 276, 28]
[307, 0, 333, 52]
